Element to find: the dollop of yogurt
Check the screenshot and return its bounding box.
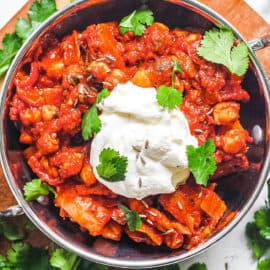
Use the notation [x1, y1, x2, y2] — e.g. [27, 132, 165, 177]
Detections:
[90, 81, 197, 199]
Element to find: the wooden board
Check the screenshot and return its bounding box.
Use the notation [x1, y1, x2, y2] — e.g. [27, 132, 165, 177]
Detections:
[0, 0, 269, 249]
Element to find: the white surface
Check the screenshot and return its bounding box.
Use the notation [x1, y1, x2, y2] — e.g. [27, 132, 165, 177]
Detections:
[245, 0, 270, 24]
[0, 1, 269, 270]
[0, 1, 27, 29]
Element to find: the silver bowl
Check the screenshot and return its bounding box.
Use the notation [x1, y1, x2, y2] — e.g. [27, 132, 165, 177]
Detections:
[0, 0, 270, 268]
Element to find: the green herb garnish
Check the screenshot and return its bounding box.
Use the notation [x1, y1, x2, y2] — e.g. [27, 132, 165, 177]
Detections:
[258, 258, 270, 270]
[197, 27, 249, 76]
[81, 105, 101, 140]
[157, 85, 183, 110]
[50, 248, 80, 270]
[0, 242, 52, 270]
[96, 148, 128, 181]
[23, 178, 56, 201]
[186, 139, 217, 186]
[0, 34, 22, 77]
[95, 88, 110, 103]
[16, 0, 57, 41]
[81, 89, 110, 140]
[119, 9, 154, 36]
[188, 262, 208, 270]
[0, 0, 57, 78]
[157, 60, 183, 110]
[171, 60, 184, 89]
[118, 204, 142, 231]
[0, 219, 25, 241]
[246, 222, 270, 259]
[245, 179, 270, 265]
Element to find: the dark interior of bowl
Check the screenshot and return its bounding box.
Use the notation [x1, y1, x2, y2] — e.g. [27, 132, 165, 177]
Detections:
[3, 0, 267, 262]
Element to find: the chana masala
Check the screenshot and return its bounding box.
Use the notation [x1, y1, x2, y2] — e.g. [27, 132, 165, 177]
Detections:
[10, 20, 253, 250]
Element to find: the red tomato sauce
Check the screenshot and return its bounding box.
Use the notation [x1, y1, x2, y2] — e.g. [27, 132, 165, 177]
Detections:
[10, 21, 253, 249]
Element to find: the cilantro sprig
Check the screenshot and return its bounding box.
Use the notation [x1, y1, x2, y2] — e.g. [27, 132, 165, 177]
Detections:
[15, 0, 57, 41]
[245, 179, 270, 269]
[186, 139, 217, 186]
[0, 0, 57, 78]
[119, 9, 154, 36]
[157, 60, 183, 110]
[0, 34, 22, 77]
[258, 259, 270, 270]
[188, 263, 208, 270]
[81, 89, 110, 140]
[118, 204, 142, 231]
[96, 148, 128, 181]
[0, 242, 52, 270]
[23, 178, 56, 201]
[0, 218, 25, 241]
[197, 27, 249, 76]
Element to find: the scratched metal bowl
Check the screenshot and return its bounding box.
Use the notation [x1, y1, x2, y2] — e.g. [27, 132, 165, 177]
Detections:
[0, 0, 270, 268]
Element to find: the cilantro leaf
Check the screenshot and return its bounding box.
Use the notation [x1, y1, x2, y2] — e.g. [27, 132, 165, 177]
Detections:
[15, 18, 35, 41]
[197, 27, 249, 76]
[118, 204, 142, 231]
[28, 0, 57, 24]
[96, 162, 116, 180]
[188, 263, 207, 270]
[1, 0, 58, 78]
[187, 139, 217, 186]
[230, 42, 249, 76]
[96, 148, 128, 181]
[16, 0, 57, 41]
[260, 227, 270, 241]
[0, 219, 25, 241]
[50, 248, 108, 270]
[246, 222, 270, 259]
[23, 178, 56, 201]
[157, 85, 183, 110]
[96, 88, 110, 104]
[81, 105, 101, 140]
[255, 208, 270, 230]
[119, 9, 154, 36]
[50, 248, 80, 270]
[6, 242, 52, 270]
[81, 89, 110, 140]
[171, 60, 184, 89]
[0, 33, 22, 77]
[258, 258, 270, 270]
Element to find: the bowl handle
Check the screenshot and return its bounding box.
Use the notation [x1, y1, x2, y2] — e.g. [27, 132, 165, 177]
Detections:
[248, 34, 270, 51]
[0, 205, 24, 217]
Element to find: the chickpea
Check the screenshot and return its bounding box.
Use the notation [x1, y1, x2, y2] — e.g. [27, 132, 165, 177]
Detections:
[87, 61, 111, 80]
[213, 102, 240, 125]
[105, 69, 127, 88]
[80, 163, 97, 186]
[40, 157, 58, 178]
[222, 129, 246, 154]
[132, 69, 152, 88]
[42, 105, 58, 121]
[37, 132, 59, 154]
[19, 131, 33, 144]
[20, 108, 41, 126]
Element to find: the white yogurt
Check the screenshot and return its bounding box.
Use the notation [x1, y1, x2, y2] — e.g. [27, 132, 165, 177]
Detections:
[90, 82, 197, 199]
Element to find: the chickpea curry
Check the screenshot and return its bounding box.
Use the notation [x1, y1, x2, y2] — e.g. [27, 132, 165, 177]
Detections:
[10, 9, 253, 250]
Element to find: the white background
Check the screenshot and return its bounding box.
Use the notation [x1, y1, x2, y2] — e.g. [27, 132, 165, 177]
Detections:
[0, 1, 270, 269]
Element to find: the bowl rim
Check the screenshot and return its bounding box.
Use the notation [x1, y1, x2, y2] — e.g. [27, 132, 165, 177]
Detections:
[0, 0, 270, 268]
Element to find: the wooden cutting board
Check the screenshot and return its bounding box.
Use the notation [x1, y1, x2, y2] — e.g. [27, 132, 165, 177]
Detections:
[0, 0, 269, 250]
